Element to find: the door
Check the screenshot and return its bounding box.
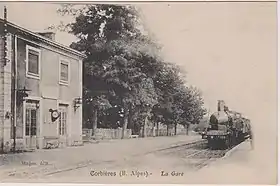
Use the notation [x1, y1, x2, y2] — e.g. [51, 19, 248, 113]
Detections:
[25, 101, 39, 149]
[58, 104, 68, 137]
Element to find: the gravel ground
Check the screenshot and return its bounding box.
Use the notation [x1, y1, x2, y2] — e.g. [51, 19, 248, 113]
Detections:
[29, 139, 230, 183]
[0, 134, 202, 182]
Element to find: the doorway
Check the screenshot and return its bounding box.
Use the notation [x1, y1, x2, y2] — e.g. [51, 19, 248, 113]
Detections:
[24, 100, 39, 149]
[58, 104, 68, 136]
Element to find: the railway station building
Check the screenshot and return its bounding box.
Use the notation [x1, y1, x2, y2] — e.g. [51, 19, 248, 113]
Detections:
[0, 17, 86, 152]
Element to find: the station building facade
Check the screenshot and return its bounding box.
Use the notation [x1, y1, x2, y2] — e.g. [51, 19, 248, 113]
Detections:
[0, 18, 86, 152]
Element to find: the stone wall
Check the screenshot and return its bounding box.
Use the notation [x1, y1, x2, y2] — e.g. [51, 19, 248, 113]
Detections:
[82, 128, 132, 140]
[140, 127, 188, 137]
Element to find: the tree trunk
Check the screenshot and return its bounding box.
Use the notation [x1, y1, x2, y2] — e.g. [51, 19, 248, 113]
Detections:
[128, 105, 137, 135]
[128, 112, 134, 134]
[186, 124, 189, 135]
[167, 125, 169, 136]
[122, 103, 129, 139]
[156, 122, 159, 136]
[174, 123, 177, 135]
[142, 115, 148, 138]
[152, 122, 156, 137]
[127, 105, 133, 134]
[92, 109, 98, 136]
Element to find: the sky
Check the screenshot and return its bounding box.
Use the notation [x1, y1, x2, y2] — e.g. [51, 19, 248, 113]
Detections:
[0, 2, 277, 122]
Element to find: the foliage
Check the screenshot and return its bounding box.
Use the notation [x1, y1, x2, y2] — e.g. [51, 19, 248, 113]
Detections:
[53, 4, 207, 136]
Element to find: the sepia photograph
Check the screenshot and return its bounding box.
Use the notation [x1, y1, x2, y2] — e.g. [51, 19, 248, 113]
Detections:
[0, 1, 277, 184]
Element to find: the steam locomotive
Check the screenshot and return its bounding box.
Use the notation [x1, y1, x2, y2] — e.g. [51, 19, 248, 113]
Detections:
[202, 101, 251, 149]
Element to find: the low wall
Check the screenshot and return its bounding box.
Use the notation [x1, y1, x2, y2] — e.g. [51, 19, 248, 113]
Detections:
[83, 128, 132, 140]
[82, 126, 187, 141]
[141, 128, 187, 137]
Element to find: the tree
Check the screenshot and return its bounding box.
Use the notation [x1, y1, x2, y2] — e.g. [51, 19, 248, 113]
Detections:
[53, 4, 207, 139]
[54, 4, 163, 138]
[150, 62, 206, 136]
[101, 39, 158, 138]
[84, 88, 112, 136]
[179, 86, 207, 134]
[150, 63, 183, 135]
[53, 5, 143, 136]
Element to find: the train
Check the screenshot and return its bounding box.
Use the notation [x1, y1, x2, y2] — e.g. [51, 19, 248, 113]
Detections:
[201, 100, 252, 149]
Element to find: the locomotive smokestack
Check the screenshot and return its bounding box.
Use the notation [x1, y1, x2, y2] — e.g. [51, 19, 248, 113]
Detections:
[217, 100, 225, 111]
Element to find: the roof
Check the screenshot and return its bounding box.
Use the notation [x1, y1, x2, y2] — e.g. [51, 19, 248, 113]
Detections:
[0, 18, 86, 59]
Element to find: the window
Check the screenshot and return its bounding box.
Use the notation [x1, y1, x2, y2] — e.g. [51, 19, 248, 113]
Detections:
[58, 106, 67, 136]
[26, 46, 40, 79]
[60, 63, 68, 81]
[59, 59, 70, 85]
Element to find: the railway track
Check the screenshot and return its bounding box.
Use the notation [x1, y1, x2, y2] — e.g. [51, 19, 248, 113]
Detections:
[154, 140, 230, 170]
[185, 149, 228, 170]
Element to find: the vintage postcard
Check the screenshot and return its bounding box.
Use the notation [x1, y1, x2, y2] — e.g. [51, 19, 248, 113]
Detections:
[0, 1, 277, 185]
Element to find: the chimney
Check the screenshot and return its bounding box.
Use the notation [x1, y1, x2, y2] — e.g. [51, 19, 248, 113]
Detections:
[37, 32, 55, 41]
[217, 100, 225, 111]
